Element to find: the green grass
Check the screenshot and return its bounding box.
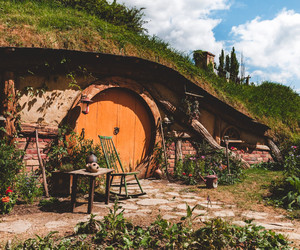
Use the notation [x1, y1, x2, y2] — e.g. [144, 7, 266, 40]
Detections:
[0, 0, 299, 144]
[217, 168, 284, 209]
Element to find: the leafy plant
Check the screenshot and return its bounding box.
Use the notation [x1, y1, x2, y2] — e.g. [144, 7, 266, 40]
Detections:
[0, 186, 17, 214]
[74, 214, 101, 234]
[14, 231, 58, 249]
[174, 141, 244, 186]
[15, 170, 43, 204]
[0, 139, 24, 195]
[193, 218, 290, 249]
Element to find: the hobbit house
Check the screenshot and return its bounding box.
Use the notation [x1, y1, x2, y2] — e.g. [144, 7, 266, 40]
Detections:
[0, 47, 277, 178]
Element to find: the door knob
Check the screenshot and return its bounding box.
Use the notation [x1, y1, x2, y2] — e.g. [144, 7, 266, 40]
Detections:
[113, 127, 120, 135]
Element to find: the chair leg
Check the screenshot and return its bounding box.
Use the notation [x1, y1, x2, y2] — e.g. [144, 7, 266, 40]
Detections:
[123, 177, 129, 198]
[134, 174, 144, 193]
[119, 176, 124, 195]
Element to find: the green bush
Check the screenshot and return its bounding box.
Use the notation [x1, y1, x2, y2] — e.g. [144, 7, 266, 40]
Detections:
[13, 201, 290, 249]
[15, 170, 43, 204]
[174, 142, 244, 185]
[0, 138, 24, 194]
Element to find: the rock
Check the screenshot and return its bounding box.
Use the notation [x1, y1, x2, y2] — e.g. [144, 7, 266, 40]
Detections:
[213, 210, 235, 217]
[0, 220, 31, 233]
[137, 199, 170, 206]
[45, 221, 68, 229]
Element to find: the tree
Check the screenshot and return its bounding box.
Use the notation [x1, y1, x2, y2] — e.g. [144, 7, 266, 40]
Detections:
[230, 47, 239, 82]
[217, 49, 226, 78]
[225, 54, 230, 78]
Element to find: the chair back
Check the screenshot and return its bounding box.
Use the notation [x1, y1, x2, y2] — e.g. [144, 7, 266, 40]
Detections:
[99, 135, 125, 173]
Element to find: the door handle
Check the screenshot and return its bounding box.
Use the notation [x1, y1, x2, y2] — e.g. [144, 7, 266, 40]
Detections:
[113, 127, 120, 135]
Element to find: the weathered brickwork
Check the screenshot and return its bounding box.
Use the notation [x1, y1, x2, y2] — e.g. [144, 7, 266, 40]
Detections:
[235, 149, 273, 165]
[167, 140, 274, 172]
[15, 137, 52, 172]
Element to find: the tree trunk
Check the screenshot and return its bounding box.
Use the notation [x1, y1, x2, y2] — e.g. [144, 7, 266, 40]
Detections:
[266, 138, 283, 163]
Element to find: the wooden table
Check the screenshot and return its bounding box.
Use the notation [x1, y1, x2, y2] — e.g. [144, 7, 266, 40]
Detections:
[68, 168, 114, 214]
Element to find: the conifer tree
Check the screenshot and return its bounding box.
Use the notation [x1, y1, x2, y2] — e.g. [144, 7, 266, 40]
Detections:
[225, 54, 230, 78]
[230, 47, 239, 82]
[218, 49, 226, 78]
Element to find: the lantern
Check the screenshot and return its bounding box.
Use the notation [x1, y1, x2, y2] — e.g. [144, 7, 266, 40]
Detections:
[80, 95, 93, 114]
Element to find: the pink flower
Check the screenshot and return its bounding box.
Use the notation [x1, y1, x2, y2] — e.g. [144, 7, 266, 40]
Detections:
[231, 147, 237, 151]
[292, 146, 297, 149]
[201, 156, 205, 159]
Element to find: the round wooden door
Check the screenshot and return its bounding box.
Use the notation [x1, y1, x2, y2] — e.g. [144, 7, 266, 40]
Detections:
[75, 88, 152, 171]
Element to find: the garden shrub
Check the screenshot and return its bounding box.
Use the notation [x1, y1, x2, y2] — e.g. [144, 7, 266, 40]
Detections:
[0, 138, 24, 194]
[12, 200, 290, 249]
[15, 170, 43, 204]
[174, 142, 244, 185]
[266, 144, 300, 210]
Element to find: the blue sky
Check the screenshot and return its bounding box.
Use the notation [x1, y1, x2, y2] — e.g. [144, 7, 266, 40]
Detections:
[121, 0, 300, 93]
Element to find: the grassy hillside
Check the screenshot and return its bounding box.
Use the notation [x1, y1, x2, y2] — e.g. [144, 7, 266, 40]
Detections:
[0, 0, 299, 144]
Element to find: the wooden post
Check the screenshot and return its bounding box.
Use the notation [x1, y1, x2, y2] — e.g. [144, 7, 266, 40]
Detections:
[0, 72, 17, 138]
[175, 139, 182, 163]
[88, 176, 96, 214]
[35, 129, 49, 197]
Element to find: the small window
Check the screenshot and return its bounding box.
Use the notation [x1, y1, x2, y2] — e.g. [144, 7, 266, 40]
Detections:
[222, 126, 240, 140]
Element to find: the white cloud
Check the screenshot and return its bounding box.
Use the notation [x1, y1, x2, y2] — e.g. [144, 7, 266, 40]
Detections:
[118, 0, 230, 55]
[231, 9, 300, 84]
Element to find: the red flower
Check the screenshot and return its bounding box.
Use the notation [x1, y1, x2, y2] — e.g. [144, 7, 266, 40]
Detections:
[5, 188, 13, 195]
[182, 172, 186, 176]
[189, 174, 192, 177]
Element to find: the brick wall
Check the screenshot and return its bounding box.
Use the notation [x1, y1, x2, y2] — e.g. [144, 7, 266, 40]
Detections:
[15, 137, 52, 172]
[167, 140, 197, 173]
[166, 139, 274, 172]
[235, 149, 273, 165]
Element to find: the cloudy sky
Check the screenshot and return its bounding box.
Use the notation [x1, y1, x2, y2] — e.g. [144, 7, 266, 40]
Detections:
[120, 0, 300, 93]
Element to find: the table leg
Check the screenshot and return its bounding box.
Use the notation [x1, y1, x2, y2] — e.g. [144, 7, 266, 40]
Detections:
[88, 176, 95, 214]
[71, 174, 78, 212]
[105, 172, 111, 204]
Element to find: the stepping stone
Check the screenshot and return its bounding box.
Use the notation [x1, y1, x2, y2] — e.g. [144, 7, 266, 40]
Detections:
[124, 211, 150, 217]
[232, 221, 247, 227]
[279, 232, 300, 240]
[162, 214, 178, 220]
[241, 211, 268, 220]
[213, 210, 235, 217]
[175, 212, 188, 216]
[255, 222, 294, 231]
[145, 189, 160, 194]
[197, 202, 222, 209]
[120, 204, 139, 210]
[181, 199, 198, 203]
[138, 209, 153, 214]
[165, 192, 180, 196]
[45, 221, 68, 229]
[155, 194, 166, 198]
[136, 198, 169, 206]
[158, 205, 173, 211]
[0, 220, 31, 234]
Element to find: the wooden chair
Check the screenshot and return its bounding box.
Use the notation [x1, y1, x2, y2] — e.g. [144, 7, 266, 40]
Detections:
[99, 135, 146, 199]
